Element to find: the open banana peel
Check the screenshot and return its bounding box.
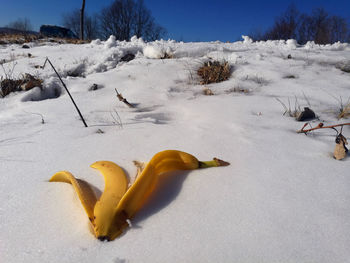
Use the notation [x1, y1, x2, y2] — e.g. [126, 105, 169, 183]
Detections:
[49, 150, 229, 241]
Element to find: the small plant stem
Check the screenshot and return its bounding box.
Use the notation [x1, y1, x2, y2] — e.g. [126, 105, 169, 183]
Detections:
[115, 88, 134, 108]
[42, 58, 88, 127]
[297, 122, 350, 134]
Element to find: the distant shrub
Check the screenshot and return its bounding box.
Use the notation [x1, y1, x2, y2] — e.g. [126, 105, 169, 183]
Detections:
[197, 61, 231, 85]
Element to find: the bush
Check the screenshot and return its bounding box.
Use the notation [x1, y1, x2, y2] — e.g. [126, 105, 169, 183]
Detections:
[0, 74, 43, 98]
[197, 61, 231, 85]
[0, 79, 22, 97]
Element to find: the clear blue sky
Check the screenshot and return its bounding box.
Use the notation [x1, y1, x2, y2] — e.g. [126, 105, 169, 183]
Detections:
[0, 0, 349, 42]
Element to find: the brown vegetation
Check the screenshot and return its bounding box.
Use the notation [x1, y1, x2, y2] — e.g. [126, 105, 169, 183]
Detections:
[197, 61, 231, 85]
[338, 103, 350, 119]
[0, 73, 43, 98]
[203, 87, 214, 95]
[0, 33, 89, 45]
[0, 33, 41, 45]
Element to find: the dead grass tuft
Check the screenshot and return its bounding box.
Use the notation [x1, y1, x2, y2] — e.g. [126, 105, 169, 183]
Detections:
[0, 79, 22, 97]
[0, 33, 42, 45]
[336, 61, 350, 73]
[0, 33, 89, 45]
[338, 102, 350, 119]
[226, 87, 251, 94]
[203, 87, 214, 95]
[161, 52, 173, 59]
[0, 73, 43, 98]
[197, 60, 231, 85]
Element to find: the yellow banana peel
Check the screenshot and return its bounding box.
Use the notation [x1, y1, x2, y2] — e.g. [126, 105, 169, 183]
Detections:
[49, 150, 229, 241]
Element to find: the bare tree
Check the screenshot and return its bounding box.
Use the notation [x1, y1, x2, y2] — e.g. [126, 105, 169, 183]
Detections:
[85, 15, 100, 40]
[6, 18, 33, 32]
[62, 10, 100, 39]
[311, 8, 330, 44]
[100, 0, 134, 40]
[297, 14, 314, 44]
[328, 15, 348, 43]
[80, 0, 86, 40]
[264, 4, 299, 41]
[144, 22, 167, 41]
[62, 9, 80, 37]
[133, 0, 166, 41]
[249, 28, 265, 41]
[99, 0, 166, 41]
[259, 5, 349, 44]
[134, 0, 151, 38]
[298, 8, 345, 44]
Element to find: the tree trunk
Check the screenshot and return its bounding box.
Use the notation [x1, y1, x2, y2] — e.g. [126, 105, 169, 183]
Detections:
[80, 0, 86, 40]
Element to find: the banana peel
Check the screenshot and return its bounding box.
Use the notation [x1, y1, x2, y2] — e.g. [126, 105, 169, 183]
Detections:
[49, 150, 229, 241]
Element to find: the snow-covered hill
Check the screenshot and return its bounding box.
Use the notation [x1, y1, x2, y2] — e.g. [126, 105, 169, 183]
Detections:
[1, 36, 349, 263]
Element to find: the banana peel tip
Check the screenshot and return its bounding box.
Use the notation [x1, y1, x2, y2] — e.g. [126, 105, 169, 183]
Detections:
[214, 158, 230, 167]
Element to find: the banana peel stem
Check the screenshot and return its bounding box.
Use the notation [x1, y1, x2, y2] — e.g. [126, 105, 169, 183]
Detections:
[199, 158, 230, 168]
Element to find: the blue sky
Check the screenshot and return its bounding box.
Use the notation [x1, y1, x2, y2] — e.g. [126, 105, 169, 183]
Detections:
[0, 0, 349, 42]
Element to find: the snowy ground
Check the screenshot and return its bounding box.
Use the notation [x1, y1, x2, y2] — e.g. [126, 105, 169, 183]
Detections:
[1, 36, 349, 263]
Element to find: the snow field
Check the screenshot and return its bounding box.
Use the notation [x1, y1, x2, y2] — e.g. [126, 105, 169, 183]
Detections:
[0, 36, 349, 263]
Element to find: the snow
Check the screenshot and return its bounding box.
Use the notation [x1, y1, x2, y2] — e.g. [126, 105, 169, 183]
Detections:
[104, 35, 116, 49]
[142, 43, 173, 59]
[143, 44, 165, 59]
[1, 36, 350, 263]
[242, 35, 253, 44]
[286, 39, 298, 49]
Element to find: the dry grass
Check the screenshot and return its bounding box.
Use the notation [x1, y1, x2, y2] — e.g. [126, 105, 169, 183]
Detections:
[0, 73, 43, 98]
[197, 60, 231, 85]
[0, 33, 41, 45]
[0, 33, 89, 45]
[275, 97, 301, 118]
[245, 74, 269, 86]
[203, 87, 214, 95]
[338, 102, 350, 119]
[0, 79, 22, 97]
[226, 87, 251, 94]
[336, 61, 350, 73]
[327, 94, 350, 119]
[51, 38, 90, 44]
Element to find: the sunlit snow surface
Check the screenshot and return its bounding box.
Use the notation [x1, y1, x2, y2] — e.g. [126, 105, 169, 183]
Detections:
[1, 36, 349, 263]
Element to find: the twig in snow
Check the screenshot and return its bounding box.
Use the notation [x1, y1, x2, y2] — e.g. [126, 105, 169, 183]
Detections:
[302, 91, 311, 108]
[110, 108, 123, 129]
[297, 122, 350, 134]
[1, 61, 17, 80]
[23, 110, 45, 124]
[41, 57, 88, 127]
[115, 88, 134, 108]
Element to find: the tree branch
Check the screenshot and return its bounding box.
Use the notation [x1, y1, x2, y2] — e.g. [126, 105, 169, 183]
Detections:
[297, 122, 350, 134]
